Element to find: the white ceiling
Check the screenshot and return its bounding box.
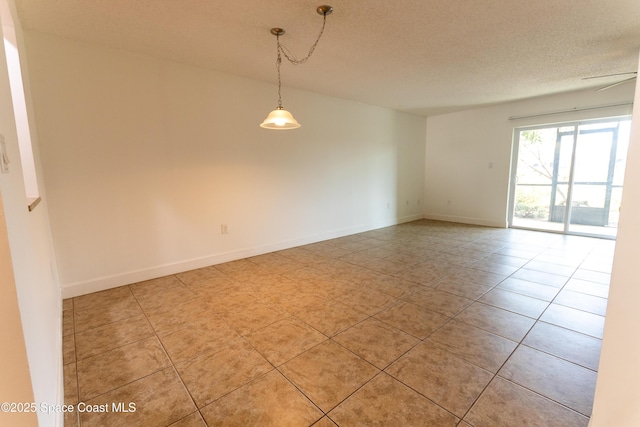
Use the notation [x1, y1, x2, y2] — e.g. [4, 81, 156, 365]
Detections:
[13, 0, 640, 116]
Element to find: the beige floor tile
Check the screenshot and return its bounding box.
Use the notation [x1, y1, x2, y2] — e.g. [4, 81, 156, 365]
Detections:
[285, 278, 344, 300]
[455, 302, 535, 341]
[63, 333, 76, 365]
[433, 252, 479, 267]
[64, 411, 79, 427]
[176, 339, 273, 408]
[571, 269, 610, 285]
[510, 269, 568, 288]
[375, 301, 448, 339]
[332, 255, 374, 271]
[73, 285, 132, 311]
[80, 368, 196, 427]
[249, 251, 301, 266]
[264, 292, 328, 314]
[540, 304, 605, 338]
[64, 363, 78, 405]
[168, 412, 207, 427]
[175, 264, 228, 285]
[276, 247, 331, 265]
[223, 302, 289, 336]
[499, 345, 597, 416]
[63, 308, 74, 336]
[496, 246, 541, 259]
[478, 288, 549, 318]
[496, 278, 560, 301]
[523, 322, 602, 371]
[245, 317, 327, 366]
[363, 274, 422, 299]
[394, 263, 452, 286]
[402, 287, 473, 317]
[221, 266, 274, 282]
[579, 260, 612, 274]
[147, 298, 219, 336]
[214, 258, 259, 274]
[386, 341, 493, 417]
[294, 300, 369, 337]
[185, 275, 242, 297]
[446, 268, 507, 286]
[282, 265, 332, 283]
[280, 340, 379, 412]
[321, 277, 360, 298]
[200, 370, 322, 426]
[130, 275, 198, 315]
[553, 289, 607, 316]
[433, 276, 495, 300]
[306, 244, 350, 258]
[75, 314, 154, 360]
[428, 319, 518, 372]
[179, 267, 231, 288]
[74, 287, 144, 332]
[312, 417, 338, 426]
[77, 336, 171, 400]
[465, 376, 589, 427]
[204, 289, 262, 313]
[339, 287, 398, 316]
[347, 256, 407, 275]
[483, 253, 529, 267]
[522, 261, 576, 277]
[333, 318, 420, 369]
[469, 261, 519, 276]
[65, 221, 611, 426]
[329, 373, 458, 427]
[564, 279, 610, 298]
[158, 316, 241, 364]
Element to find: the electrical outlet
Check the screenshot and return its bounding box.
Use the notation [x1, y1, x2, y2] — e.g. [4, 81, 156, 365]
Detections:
[221, 224, 229, 234]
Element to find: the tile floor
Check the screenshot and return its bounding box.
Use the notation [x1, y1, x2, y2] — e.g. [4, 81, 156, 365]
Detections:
[62, 220, 613, 426]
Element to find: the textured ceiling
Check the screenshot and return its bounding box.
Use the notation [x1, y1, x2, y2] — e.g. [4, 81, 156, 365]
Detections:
[13, 0, 640, 116]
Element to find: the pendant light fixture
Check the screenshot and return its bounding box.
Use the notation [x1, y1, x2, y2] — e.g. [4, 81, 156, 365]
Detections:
[260, 5, 333, 130]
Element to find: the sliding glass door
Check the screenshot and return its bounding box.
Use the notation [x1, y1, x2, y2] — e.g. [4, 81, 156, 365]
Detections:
[509, 117, 631, 238]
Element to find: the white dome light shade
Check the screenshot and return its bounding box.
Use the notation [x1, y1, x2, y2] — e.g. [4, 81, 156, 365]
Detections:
[260, 107, 301, 129]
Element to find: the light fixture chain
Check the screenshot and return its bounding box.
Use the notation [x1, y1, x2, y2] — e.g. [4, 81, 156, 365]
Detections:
[279, 13, 327, 65]
[276, 34, 283, 108]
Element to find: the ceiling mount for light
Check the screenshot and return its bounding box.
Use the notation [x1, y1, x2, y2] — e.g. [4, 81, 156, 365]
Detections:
[260, 5, 333, 130]
[316, 5, 333, 16]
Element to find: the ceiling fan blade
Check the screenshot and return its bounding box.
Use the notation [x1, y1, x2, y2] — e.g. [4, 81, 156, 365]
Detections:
[583, 72, 637, 81]
[596, 76, 637, 91]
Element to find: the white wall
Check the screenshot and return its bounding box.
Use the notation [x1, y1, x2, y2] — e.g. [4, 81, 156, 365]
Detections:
[22, 31, 427, 298]
[588, 55, 640, 427]
[0, 1, 61, 426]
[424, 85, 635, 227]
[0, 193, 37, 427]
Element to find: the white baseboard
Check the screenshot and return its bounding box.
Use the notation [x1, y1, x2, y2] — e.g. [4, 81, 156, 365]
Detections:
[60, 214, 424, 298]
[423, 213, 507, 228]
